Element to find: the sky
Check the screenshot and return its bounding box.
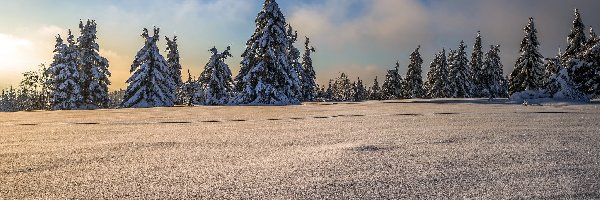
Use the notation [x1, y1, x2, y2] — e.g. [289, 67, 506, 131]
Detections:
[1, 0, 600, 90]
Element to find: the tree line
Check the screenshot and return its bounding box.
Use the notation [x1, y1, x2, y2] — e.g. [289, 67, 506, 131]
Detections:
[309, 9, 598, 103]
[1, 2, 599, 112]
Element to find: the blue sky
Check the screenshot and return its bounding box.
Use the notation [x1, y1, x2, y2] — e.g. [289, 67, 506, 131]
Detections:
[1, 0, 600, 90]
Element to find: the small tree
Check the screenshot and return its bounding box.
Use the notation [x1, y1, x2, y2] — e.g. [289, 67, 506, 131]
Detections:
[403, 46, 424, 99]
[177, 70, 200, 106]
[381, 61, 403, 99]
[165, 36, 183, 93]
[0, 87, 18, 112]
[122, 27, 176, 108]
[353, 77, 367, 102]
[471, 31, 485, 97]
[369, 76, 382, 100]
[198, 46, 234, 105]
[301, 37, 317, 101]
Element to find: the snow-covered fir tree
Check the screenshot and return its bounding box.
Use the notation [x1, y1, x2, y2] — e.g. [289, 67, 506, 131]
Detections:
[562, 9, 596, 96]
[448, 41, 473, 98]
[403, 46, 424, 99]
[471, 31, 485, 97]
[301, 37, 317, 101]
[577, 28, 600, 96]
[426, 49, 450, 98]
[369, 76, 382, 100]
[544, 49, 562, 86]
[0, 87, 18, 112]
[234, 0, 301, 105]
[509, 18, 544, 95]
[546, 57, 590, 102]
[177, 70, 201, 106]
[381, 61, 403, 99]
[122, 27, 176, 108]
[47, 31, 84, 110]
[77, 20, 111, 109]
[324, 80, 333, 101]
[165, 36, 183, 93]
[198, 46, 234, 105]
[286, 25, 303, 86]
[108, 89, 125, 109]
[481, 45, 508, 99]
[330, 73, 353, 101]
[563, 9, 587, 63]
[353, 77, 367, 101]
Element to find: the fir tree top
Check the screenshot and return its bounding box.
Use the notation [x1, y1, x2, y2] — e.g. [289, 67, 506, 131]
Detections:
[520, 18, 541, 54]
[564, 9, 587, 59]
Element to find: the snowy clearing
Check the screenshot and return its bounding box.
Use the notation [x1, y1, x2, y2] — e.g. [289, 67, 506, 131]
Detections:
[1, 99, 599, 199]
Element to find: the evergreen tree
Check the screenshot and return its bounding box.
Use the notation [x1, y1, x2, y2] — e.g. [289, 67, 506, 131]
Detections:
[198, 46, 234, 105]
[588, 27, 599, 49]
[301, 37, 317, 101]
[165, 36, 183, 91]
[403, 46, 424, 98]
[381, 61, 403, 99]
[47, 31, 84, 110]
[286, 25, 302, 85]
[426, 49, 450, 98]
[0, 86, 18, 112]
[77, 20, 111, 109]
[578, 28, 600, 96]
[546, 51, 589, 101]
[471, 31, 485, 97]
[448, 41, 473, 98]
[234, 0, 301, 105]
[509, 18, 544, 95]
[481, 45, 507, 99]
[122, 27, 176, 108]
[108, 89, 125, 109]
[354, 77, 367, 101]
[331, 73, 352, 101]
[563, 9, 587, 63]
[324, 80, 333, 101]
[544, 49, 562, 86]
[562, 9, 597, 96]
[369, 76, 382, 100]
[177, 70, 201, 106]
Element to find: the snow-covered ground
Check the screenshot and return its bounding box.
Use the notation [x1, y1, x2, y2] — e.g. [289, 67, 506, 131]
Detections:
[1, 99, 599, 199]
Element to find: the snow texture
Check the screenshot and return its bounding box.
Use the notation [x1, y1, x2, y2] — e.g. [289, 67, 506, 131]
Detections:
[1, 101, 600, 198]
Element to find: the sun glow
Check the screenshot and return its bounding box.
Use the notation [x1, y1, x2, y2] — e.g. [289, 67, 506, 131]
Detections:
[0, 34, 35, 72]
